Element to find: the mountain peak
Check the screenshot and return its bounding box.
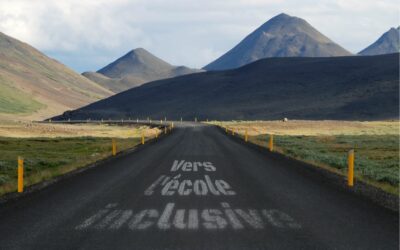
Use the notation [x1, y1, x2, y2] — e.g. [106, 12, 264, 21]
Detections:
[98, 48, 173, 78]
[358, 27, 400, 55]
[203, 13, 351, 70]
[272, 13, 291, 19]
[90, 48, 202, 91]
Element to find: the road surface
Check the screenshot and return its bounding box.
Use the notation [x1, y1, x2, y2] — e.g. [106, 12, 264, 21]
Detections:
[0, 123, 398, 249]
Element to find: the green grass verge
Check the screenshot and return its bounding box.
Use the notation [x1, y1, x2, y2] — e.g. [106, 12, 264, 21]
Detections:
[250, 134, 399, 195]
[0, 137, 141, 196]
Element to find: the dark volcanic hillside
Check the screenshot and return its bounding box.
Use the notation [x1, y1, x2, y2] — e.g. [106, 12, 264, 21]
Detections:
[83, 48, 202, 92]
[57, 54, 399, 121]
[203, 13, 352, 71]
[359, 27, 400, 55]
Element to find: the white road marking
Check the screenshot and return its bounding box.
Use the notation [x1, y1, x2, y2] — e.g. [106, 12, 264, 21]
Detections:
[173, 209, 199, 229]
[221, 202, 243, 229]
[262, 209, 302, 229]
[76, 202, 302, 231]
[157, 203, 175, 230]
[202, 209, 228, 229]
[95, 210, 121, 229]
[75, 203, 117, 230]
[109, 210, 133, 229]
[235, 209, 264, 229]
[129, 209, 159, 230]
[144, 175, 166, 196]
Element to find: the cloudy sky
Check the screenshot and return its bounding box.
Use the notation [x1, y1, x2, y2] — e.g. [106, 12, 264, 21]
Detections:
[0, 0, 398, 72]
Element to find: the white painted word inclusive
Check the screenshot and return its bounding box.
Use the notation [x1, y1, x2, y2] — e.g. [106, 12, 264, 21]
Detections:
[76, 202, 301, 231]
[171, 160, 216, 172]
[144, 174, 236, 196]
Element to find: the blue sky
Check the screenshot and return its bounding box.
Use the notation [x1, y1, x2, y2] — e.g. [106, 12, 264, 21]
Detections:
[0, 0, 398, 72]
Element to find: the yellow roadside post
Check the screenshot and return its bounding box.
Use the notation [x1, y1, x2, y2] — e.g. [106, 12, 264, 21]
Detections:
[269, 134, 274, 152]
[155, 130, 159, 139]
[225, 127, 228, 133]
[245, 130, 248, 142]
[17, 157, 24, 193]
[171, 122, 174, 129]
[164, 126, 167, 134]
[141, 132, 145, 145]
[112, 139, 117, 156]
[348, 149, 355, 187]
[232, 129, 235, 136]
[160, 119, 163, 124]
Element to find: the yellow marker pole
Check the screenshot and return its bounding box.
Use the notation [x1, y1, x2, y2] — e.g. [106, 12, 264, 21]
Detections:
[269, 134, 274, 152]
[17, 157, 24, 193]
[112, 139, 117, 156]
[155, 130, 159, 139]
[225, 127, 228, 133]
[141, 133, 145, 145]
[232, 129, 235, 136]
[164, 126, 167, 134]
[245, 130, 248, 142]
[160, 120, 163, 124]
[348, 149, 354, 187]
[171, 122, 174, 129]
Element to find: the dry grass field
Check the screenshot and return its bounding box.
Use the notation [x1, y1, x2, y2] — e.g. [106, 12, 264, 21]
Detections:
[0, 121, 160, 196]
[211, 120, 399, 194]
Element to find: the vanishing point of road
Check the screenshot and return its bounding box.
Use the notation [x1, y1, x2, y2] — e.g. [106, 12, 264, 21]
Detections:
[0, 122, 398, 249]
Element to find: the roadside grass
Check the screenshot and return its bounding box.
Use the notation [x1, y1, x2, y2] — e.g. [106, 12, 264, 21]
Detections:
[212, 121, 399, 195]
[0, 123, 160, 196]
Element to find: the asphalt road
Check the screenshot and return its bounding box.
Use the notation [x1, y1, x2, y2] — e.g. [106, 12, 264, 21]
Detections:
[0, 123, 398, 250]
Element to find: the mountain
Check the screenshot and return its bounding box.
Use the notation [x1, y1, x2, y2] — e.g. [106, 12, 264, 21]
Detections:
[56, 54, 399, 121]
[0, 32, 113, 120]
[204, 13, 352, 71]
[358, 27, 400, 55]
[82, 48, 202, 93]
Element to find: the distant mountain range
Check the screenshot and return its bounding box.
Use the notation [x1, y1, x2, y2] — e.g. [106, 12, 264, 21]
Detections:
[56, 53, 399, 121]
[359, 27, 400, 55]
[203, 13, 352, 71]
[82, 48, 202, 93]
[0, 32, 112, 120]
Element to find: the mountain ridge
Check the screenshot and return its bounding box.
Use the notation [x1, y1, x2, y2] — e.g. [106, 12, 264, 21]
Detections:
[204, 13, 352, 70]
[56, 53, 399, 121]
[0, 31, 112, 120]
[358, 27, 400, 55]
[83, 48, 202, 93]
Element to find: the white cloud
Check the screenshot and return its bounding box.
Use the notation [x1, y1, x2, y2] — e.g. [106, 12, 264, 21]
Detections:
[0, 0, 398, 72]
